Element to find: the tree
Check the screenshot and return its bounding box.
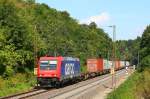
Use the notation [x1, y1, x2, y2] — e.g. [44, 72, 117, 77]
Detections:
[140, 25, 150, 69]
[0, 0, 113, 75]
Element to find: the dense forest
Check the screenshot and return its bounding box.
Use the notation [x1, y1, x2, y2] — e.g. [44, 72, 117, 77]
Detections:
[139, 25, 150, 69]
[0, 0, 113, 76]
[116, 37, 141, 65]
[0, 0, 149, 77]
[117, 25, 150, 70]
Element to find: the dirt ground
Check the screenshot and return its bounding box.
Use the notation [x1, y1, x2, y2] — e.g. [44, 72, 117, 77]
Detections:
[92, 69, 134, 99]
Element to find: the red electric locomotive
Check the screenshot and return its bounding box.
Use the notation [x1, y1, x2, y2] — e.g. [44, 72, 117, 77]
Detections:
[37, 56, 80, 87]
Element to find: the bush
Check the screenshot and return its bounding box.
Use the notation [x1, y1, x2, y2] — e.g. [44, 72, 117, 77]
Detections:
[107, 72, 140, 99]
[0, 73, 36, 97]
[107, 70, 150, 99]
[0, 76, 6, 90]
[138, 55, 150, 72]
[140, 55, 150, 68]
[135, 69, 150, 99]
[4, 66, 14, 77]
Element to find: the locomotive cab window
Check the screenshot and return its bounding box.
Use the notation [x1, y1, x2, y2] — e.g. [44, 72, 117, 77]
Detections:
[49, 60, 57, 70]
[40, 60, 57, 70]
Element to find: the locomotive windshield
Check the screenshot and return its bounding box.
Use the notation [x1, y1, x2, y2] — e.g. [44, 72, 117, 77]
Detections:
[40, 60, 57, 70]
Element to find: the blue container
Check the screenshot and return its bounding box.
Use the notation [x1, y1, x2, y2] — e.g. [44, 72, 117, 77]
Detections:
[61, 57, 80, 80]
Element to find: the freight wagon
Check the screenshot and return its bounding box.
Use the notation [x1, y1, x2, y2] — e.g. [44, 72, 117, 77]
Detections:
[37, 56, 80, 87]
[103, 59, 111, 73]
[120, 61, 125, 69]
[87, 59, 103, 76]
[125, 61, 130, 67]
[115, 60, 120, 70]
[86, 58, 111, 77]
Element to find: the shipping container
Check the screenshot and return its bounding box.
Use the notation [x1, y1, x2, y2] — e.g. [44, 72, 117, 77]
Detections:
[120, 61, 125, 68]
[118, 60, 121, 69]
[103, 59, 110, 70]
[109, 61, 113, 68]
[125, 61, 130, 66]
[115, 60, 120, 70]
[87, 59, 103, 73]
[108, 61, 112, 69]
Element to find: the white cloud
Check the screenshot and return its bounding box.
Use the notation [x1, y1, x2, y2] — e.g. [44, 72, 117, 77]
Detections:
[134, 26, 146, 37]
[80, 12, 110, 26]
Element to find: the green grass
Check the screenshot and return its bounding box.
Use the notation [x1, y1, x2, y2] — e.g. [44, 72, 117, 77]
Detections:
[0, 73, 36, 97]
[107, 72, 139, 99]
[107, 69, 150, 99]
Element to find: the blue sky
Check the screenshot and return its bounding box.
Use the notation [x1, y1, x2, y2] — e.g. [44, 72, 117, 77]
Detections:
[36, 0, 150, 40]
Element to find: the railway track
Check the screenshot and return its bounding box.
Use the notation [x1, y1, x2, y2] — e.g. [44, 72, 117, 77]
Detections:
[0, 88, 49, 99]
[26, 69, 126, 99]
[49, 70, 125, 99]
[0, 69, 126, 99]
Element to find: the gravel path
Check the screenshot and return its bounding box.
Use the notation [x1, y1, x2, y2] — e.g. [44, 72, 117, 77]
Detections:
[92, 68, 134, 99]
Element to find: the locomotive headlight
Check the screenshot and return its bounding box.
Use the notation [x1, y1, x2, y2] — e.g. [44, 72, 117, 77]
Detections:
[40, 74, 42, 77]
[54, 74, 57, 77]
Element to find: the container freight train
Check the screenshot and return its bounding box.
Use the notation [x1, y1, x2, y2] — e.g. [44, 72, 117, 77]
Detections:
[37, 56, 129, 87]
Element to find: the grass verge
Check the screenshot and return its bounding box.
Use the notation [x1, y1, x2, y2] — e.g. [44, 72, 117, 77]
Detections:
[107, 69, 150, 99]
[0, 73, 36, 97]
